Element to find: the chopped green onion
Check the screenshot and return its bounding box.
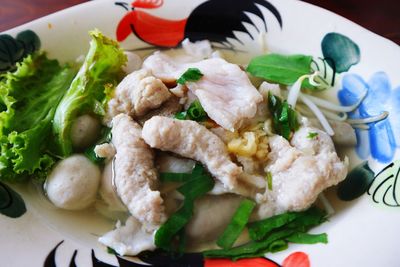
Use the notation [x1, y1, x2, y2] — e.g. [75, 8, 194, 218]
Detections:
[268, 93, 299, 140]
[307, 132, 319, 139]
[216, 199, 256, 250]
[286, 232, 328, 244]
[175, 100, 208, 122]
[279, 101, 289, 122]
[266, 172, 273, 191]
[187, 100, 207, 121]
[177, 68, 203, 85]
[174, 111, 187, 120]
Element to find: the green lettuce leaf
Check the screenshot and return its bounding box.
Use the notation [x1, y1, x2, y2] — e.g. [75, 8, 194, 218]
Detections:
[0, 53, 76, 182]
[53, 30, 127, 157]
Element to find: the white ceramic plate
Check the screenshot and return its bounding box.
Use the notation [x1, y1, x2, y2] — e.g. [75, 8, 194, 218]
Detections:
[1, 0, 400, 266]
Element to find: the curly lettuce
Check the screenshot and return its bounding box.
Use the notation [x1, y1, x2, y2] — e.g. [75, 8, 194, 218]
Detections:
[53, 30, 127, 157]
[0, 53, 76, 182]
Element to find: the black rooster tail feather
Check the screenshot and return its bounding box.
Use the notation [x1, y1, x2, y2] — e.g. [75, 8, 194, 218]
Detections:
[254, 0, 283, 29]
[184, 0, 283, 45]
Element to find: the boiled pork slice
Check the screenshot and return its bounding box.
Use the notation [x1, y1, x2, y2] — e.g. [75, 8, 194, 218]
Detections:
[142, 116, 242, 190]
[143, 52, 263, 131]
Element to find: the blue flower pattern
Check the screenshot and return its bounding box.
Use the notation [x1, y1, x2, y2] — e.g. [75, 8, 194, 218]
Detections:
[338, 72, 400, 163]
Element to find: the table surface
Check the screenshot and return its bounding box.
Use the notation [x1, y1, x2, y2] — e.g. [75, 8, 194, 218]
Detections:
[1, 0, 399, 45]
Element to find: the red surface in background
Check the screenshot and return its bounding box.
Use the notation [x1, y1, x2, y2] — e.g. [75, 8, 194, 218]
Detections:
[1, 0, 399, 45]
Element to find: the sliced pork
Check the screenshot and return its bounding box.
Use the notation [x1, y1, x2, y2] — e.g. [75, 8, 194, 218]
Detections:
[99, 216, 156, 256]
[256, 126, 348, 218]
[105, 69, 171, 124]
[136, 96, 182, 125]
[142, 116, 242, 190]
[112, 114, 166, 228]
[143, 52, 263, 131]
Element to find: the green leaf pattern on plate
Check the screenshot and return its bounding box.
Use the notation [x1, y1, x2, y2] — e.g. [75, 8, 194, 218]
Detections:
[0, 30, 41, 73]
[337, 161, 374, 201]
[321, 32, 360, 73]
[0, 182, 26, 218]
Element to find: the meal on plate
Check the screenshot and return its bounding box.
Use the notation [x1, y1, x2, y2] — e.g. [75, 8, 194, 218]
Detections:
[0, 30, 361, 259]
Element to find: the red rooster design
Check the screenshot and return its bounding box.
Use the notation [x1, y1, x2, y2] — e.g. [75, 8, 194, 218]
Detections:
[115, 0, 282, 47]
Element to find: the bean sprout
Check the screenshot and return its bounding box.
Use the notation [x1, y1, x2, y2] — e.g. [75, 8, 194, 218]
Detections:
[299, 94, 334, 136]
